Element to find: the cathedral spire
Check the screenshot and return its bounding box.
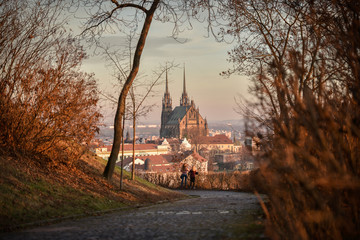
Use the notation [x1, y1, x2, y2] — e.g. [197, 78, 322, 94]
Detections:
[165, 67, 169, 94]
[160, 66, 172, 138]
[183, 65, 186, 94]
[162, 66, 171, 109]
[180, 64, 189, 107]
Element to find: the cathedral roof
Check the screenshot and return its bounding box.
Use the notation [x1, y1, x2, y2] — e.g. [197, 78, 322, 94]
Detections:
[165, 106, 189, 125]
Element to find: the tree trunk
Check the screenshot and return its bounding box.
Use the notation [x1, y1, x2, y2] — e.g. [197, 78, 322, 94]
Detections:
[103, 0, 160, 180]
[132, 114, 136, 180]
[120, 110, 126, 190]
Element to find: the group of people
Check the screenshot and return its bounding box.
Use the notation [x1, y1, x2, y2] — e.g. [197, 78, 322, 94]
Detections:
[179, 163, 198, 189]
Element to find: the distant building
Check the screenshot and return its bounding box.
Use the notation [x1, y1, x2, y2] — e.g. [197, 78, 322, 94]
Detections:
[196, 134, 237, 153]
[180, 138, 192, 151]
[214, 153, 240, 163]
[244, 136, 261, 153]
[213, 153, 242, 171]
[160, 67, 208, 139]
[121, 154, 174, 173]
[179, 151, 208, 172]
[124, 130, 131, 143]
[244, 136, 253, 150]
[119, 150, 208, 173]
[94, 143, 169, 162]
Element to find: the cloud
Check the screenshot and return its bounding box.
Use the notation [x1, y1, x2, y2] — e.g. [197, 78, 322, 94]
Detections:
[144, 36, 192, 57]
[147, 36, 190, 48]
[79, 20, 250, 124]
[143, 33, 230, 60]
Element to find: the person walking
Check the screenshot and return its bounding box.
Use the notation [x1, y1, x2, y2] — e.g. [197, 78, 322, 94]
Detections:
[188, 166, 198, 189]
[180, 163, 189, 189]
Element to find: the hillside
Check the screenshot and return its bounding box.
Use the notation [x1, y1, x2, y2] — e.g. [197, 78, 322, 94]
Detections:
[0, 149, 185, 232]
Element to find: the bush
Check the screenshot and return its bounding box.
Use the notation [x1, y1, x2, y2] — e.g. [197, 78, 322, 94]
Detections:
[223, 1, 360, 238]
[139, 171, 256, 191]
[0, 0, 101, 165]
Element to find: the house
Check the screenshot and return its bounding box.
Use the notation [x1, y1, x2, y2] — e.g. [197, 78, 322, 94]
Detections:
[178, 151, 208, 172]
[120, 154, 174, 173]
[180, 138, 191, 151]
[195, 134, 236, 153]
[117, 150, 208, 173]
[94, 142, 169, 162]
[214, 153, 241, 163]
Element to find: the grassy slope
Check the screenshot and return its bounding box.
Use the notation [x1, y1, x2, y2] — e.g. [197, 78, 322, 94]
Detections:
[0, 150, 185, 231]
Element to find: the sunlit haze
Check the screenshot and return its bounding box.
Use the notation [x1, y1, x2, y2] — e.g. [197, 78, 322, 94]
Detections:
[80, 19, 250, 126]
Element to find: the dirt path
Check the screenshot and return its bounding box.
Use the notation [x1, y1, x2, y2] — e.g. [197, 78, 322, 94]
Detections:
[1, 190, 266, 240]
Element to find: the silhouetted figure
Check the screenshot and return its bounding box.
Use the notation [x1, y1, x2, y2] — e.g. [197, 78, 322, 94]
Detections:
[180, 163, 189, 189]
[188, 166, 198, 189]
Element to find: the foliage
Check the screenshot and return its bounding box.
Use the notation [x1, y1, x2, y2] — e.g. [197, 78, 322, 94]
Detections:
[223, 0, 360, 239]
[0, 0, 101, 165]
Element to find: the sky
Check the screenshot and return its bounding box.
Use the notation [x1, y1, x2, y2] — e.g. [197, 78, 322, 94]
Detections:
[79, 9, 251, 126]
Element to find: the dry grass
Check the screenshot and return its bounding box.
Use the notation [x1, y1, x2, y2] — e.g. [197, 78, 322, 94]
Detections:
[0, 149, 184, 232]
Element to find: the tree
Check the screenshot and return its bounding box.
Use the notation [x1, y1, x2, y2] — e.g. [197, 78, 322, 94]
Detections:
[222, 0, 360, 238]
[128, 65, 174, 180]
[185, 127, 204, 152]
[100, 30, 175, 181]
[81, 0, 221, 180]
[0, 0, 100, 164]
[98, 41, 132, 189]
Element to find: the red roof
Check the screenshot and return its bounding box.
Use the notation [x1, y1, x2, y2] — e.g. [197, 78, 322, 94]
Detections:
[117, 151, 208, 172]
[121, 154, 173, 165]
[118, 154, 176, 172]
[169, 151, 193, 163]
[190, 152, 208, 162]
[98, 144, 158, 152]
[198, 134, 233, 144]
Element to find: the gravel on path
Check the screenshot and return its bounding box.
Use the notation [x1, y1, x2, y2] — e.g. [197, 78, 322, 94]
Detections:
[1, 190, 266, 240]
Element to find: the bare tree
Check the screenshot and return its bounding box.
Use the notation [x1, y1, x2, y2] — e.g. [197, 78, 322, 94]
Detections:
[81, 0, 222, 180]
[0, 0, 101, 164]
[92, 0, 160, 180]
[185, 128, 204, 152]
[221, 0, 360, 238]
[98, 41, 133, 189]
[128, 65, 174, 180]
[99, 32, 175, 182]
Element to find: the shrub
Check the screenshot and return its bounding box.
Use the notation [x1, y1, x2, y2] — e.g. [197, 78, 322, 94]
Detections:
[139, 171, 255, 191]
[0, 0, 101, 165]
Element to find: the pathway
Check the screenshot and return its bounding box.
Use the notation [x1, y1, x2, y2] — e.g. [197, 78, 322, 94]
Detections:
[1, 190, 266, 240]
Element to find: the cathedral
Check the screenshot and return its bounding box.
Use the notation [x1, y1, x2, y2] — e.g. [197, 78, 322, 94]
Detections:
[160, 67, 209, 139]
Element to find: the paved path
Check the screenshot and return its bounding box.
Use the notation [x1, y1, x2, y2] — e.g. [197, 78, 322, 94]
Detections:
[1, 190, 266, 240]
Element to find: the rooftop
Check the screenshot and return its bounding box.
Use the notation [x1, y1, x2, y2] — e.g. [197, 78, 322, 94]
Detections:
[197, 134, 233, 144]
[166, 106, 189, 125]
[96, 144, 158, 152]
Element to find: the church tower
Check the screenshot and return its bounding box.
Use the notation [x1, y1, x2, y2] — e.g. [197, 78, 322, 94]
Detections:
[180, 65, 190, 107]
[160, 68, 172, 138]
[159, 64, 208, 139]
